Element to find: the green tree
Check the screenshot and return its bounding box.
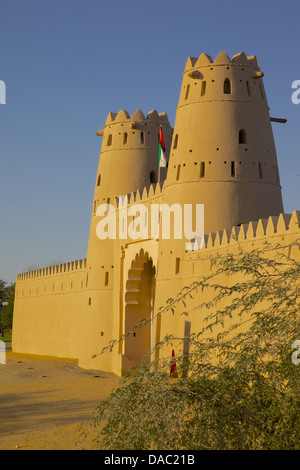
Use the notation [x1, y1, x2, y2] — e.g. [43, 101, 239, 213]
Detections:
[0, 278, 7, 338]
[0, 278, 6, 301]
[84, 240, 300, 450]
[3, 283, 15, 328]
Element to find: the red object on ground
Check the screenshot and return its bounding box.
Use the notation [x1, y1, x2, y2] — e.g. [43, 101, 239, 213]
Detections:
[170, 349, 178, 378]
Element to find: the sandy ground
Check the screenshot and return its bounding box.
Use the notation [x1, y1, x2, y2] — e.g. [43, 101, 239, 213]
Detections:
[0, 349, 120, 450]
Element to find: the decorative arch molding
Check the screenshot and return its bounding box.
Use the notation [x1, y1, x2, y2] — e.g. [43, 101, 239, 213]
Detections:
[120, 240, 159, 374]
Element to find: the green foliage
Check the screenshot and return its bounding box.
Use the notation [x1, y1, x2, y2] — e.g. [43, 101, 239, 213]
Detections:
[3, 283, 15, 328]
[1, 329, 12, 342]
[85, 241, 300, 450]
[0, 280, 15, 330]
[0, 278, 6, 301]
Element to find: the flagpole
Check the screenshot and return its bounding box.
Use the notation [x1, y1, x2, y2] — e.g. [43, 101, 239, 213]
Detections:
[158, 128, 160, 184]
[158, 125, 165, 184]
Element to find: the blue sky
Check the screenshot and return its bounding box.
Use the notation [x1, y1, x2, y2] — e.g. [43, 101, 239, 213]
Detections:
[0, 0, 299, 284]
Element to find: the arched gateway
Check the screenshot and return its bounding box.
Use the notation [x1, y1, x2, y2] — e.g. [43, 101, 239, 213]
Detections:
[122, 250, 156, 373]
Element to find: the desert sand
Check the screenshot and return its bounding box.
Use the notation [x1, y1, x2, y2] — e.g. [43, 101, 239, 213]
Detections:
[0, 349, 120, 450]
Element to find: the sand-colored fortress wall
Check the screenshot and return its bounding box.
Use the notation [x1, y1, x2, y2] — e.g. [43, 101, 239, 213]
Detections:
[156, 211, 300, 359]
[12, 51, 299, 377]
[13, 259, 87, 359]
[12, 209, 300, 375]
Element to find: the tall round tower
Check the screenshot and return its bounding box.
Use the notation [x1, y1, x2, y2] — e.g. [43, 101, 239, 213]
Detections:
[163, 51, 284, 235]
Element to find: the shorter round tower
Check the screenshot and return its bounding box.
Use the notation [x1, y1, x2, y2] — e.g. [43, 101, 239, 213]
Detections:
[93, 108, 172, 209]
[86, 108, 173, 274]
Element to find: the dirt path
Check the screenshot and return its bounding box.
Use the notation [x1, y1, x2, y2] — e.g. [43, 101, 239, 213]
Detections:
[0, 351, 120, 450]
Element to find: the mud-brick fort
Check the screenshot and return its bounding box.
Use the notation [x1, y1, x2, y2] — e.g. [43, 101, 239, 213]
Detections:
[12, 51, 300, 376]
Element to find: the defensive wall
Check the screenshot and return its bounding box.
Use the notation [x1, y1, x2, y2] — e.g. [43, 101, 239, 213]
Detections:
[12, 208, 300, 375]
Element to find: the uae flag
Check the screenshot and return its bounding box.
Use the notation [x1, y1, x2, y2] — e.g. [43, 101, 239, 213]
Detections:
[158, 126, 168, 167]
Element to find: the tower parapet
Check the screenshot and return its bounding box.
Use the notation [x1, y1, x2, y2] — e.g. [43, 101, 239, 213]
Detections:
[181, 51, 265, 106]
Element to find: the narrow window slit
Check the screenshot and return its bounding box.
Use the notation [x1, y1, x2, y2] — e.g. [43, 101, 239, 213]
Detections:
[200, 162, 205, 178]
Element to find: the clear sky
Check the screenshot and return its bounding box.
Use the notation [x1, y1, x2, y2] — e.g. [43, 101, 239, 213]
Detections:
[0, 0, 299, 284]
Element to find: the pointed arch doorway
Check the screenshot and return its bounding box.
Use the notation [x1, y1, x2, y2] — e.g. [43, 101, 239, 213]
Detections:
[122, 249, 157, 373]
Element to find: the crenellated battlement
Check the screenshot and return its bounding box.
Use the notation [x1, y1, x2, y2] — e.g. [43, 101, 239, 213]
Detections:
[16, 258, 87, 281]
[98, 108, 171, 150]
[200, 211, 300, 252]
[96, 109, 171, 137]
[184, 51, 260, 73]
[104, 108, 170, 125]
[115, 181, 164, 208]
